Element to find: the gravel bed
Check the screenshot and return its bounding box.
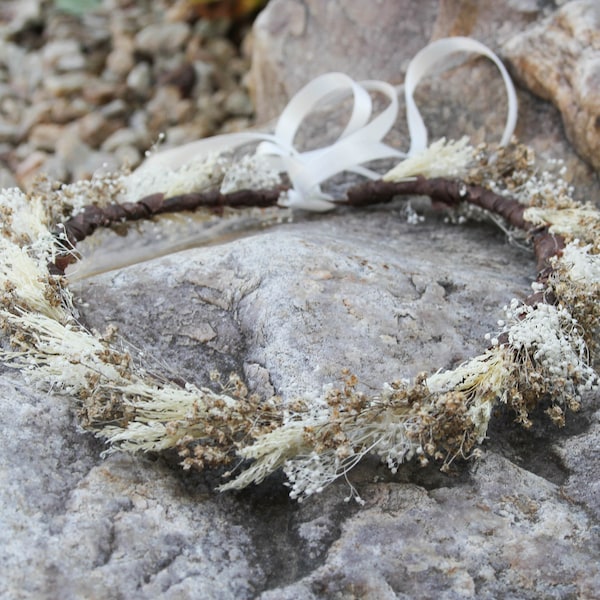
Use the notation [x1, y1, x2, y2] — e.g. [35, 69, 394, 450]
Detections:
[0, 0, 256, 190]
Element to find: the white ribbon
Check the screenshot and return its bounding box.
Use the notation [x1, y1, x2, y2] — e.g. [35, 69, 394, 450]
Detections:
[404, 36, 518, 155]
[134, 37, 518, 211]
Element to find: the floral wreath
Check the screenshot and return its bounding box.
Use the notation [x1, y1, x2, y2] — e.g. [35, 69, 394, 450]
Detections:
[1, 38, 598, 503]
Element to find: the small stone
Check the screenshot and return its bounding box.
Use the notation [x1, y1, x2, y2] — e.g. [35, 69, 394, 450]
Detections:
[0, 95, 25, 124]
[82, 80, 119, 104]
[49, 97, 90, 123]
[0, 121, 21, 144]
[205, 37, 237, 64]
[114, 144, 142, 168]
[99, 98, 128, 119]
[28, 123, 64, 152]
[224, 89, 254, 117]
[193, 60, 216, 94]
[158, 62, 196, 98]
[39, 154, 69, 183]
[42, 39, 82, 68]
[55, 125, 92, 167]
[134, 22, 191, 55]
[126, 62, 152, 96]
[128, 109, 150, 137]
[72, 150, 120, 181]
[1, 0, 42, 34]
[44, 73, 88, 97]
[219, 117, 252, 133]
[56, 52, 86, 72]
[19, 101, 53, 135]
[100, 127, 142, 152]
[77, 112, 123, 148]
[196, 93, 225, 124]
[147, 87, 193, 129]
[0, 165, 17, 189]
[15, 150, 48, 188]
[163, 117, 213, 145]
[105, 41, 135, 78]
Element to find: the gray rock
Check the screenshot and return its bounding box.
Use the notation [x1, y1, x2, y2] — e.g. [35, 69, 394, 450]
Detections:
[2, 0, 600, 597]
[249, 0, 599, 204]
[71, 210, 532, 395]
[146, 87, 194, 130]
[105, 38, 135, 78]
[0, 40, 44, 94]
[250, 0, 439, 123]
[14, 149, 48, 189]
[0, 0, 43, 34]
[257, 453, 600, 599]
[100, 98, 129, 119]
[3, 207, 600, 599]
[554, 406, 600, 521]
[0, 373, 262, 600]
[77, 112, 121, 148]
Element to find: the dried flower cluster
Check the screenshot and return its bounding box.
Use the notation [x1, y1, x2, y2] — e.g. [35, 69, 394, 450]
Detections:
[1, 140, 598, 503]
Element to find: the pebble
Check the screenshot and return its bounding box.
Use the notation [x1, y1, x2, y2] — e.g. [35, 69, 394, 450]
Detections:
[146, 87, 194, 129]
[224, 89, 254, 116]
[193, 60, 217, 94]
[100, 98, 128, 119]
[28, 123, 65, 151]
[100, 127, 142, 153]
[15, 150, 48, 188]
[73, 151, 120, 181]
[82, 80, 119, 105]
[0, 121, 21, 144]
[126, 62, 152, 96]
[44, 73, 89, 96]
[0, 0, 255, 186]
[77, 112, 123, 147]
[41, 39, 82, 69]
[49, 97, 90, 123]
[55, 126, 92, 165]
[105, 37, 135, 78]
[135, 22, 191, 55]
[0, 166, 17, 189]
[114, 144, 142, 168]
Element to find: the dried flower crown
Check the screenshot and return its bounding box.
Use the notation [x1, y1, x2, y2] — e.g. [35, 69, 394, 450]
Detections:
[1, 38, 598, 503]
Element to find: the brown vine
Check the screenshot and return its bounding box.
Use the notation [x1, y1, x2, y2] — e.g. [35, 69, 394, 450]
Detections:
[51, 177, 565, 305]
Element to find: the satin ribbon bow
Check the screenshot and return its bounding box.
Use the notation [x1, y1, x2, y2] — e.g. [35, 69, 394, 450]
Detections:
[136, 37, 518, 211]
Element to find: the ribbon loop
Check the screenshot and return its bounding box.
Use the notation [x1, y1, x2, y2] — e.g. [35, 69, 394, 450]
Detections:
[133, 37, 518, 211]
[404, 36, 518, 155]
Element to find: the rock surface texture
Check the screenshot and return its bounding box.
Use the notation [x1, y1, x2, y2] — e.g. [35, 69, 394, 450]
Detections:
[250, 0, 439, 122]
[2, 1, 600, 599]
[503, 0, 600, 171]
[250, 0, 598, 199]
